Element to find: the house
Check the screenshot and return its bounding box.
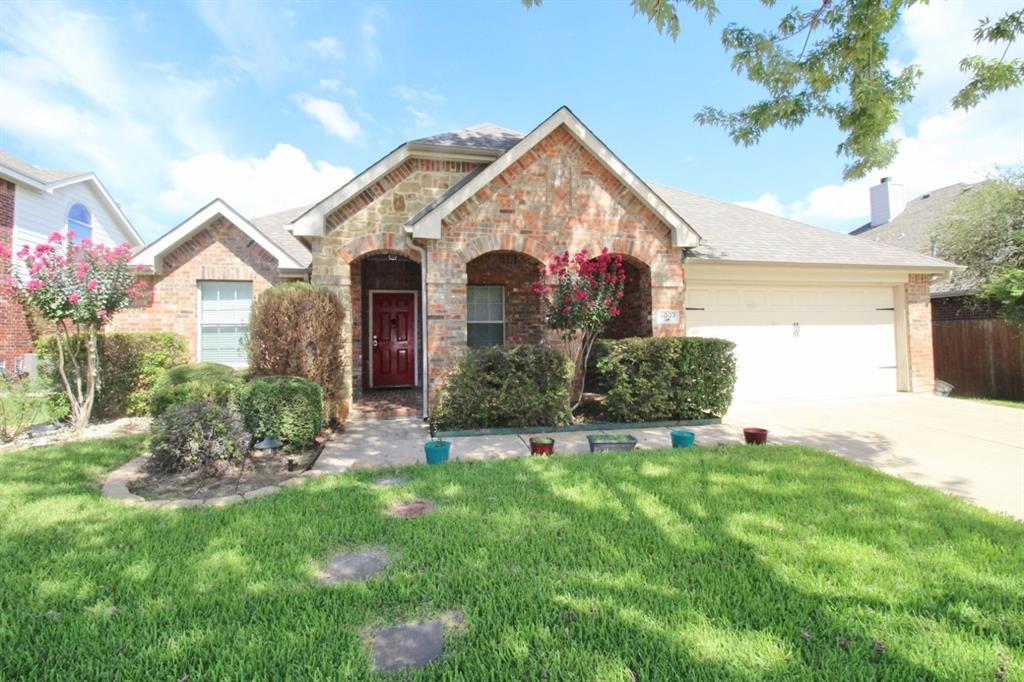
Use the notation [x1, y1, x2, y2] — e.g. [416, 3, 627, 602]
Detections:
[0, 151, 143, 372]
[110, 107, 958, 417]
[853, 177, 1021, 399]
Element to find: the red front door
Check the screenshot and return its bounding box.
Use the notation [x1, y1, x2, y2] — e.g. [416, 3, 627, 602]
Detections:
[371, 292, 416, 387]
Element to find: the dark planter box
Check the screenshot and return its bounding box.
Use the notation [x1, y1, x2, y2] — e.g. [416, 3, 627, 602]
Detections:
[587, 435, 638, 453]
[743, 428, 768, 445]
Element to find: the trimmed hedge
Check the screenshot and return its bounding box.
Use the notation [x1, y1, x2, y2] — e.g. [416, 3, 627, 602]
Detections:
[247, 283, 345, 420]
[595, 337, 737, 421]
[150, 401, 250, 474]
[430, 345, 572, 432]
[237, 376, 323, 451]
[37, 332, 187, 419]
[149, 363, 242, 417]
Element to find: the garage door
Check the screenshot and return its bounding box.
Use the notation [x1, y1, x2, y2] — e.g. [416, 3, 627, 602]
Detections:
[686, 285, 898, 402]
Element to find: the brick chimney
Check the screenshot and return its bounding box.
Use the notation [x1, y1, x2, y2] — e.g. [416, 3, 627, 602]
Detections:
[869, 176, 906, 227]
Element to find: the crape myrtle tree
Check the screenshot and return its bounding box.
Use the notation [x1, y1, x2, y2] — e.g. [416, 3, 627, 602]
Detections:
[1, 232, 146, 431]
[524, 0, 1024, 180]
[534, 248, 626, 411]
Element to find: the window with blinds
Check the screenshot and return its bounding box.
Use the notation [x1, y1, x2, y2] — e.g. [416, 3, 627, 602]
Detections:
[467, 285, 504, 348]
[198, 281, 253, 365]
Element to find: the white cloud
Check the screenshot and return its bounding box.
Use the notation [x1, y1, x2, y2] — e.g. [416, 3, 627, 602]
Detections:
[307, 36, 344, 60]
[0, 2, 222, 237]
[736, 0, 1024, 231]
[360, 6, 386, 67]
[394, 85, 446, 105]
[160, 144, 355, 217]
[293, 93, 363, 142]
[406, 107, 433, 129]
[319, 78, 358, 97]
[192, 0, 292, 77]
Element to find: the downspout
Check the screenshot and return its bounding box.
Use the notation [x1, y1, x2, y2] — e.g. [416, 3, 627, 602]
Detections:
[409, 240, 429, 420]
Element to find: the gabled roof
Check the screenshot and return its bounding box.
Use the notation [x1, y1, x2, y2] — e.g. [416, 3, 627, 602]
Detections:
[405, 107, 702, 248]
[0, 149, 143, 246]
[249, 205, 315, 267]
[410, 124, 523, 151]
[133, 199, 310, 274]
[650, 182, 958, 271]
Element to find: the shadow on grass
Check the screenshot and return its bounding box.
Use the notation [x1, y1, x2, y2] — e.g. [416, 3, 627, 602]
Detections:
[1, 437, 1021, 679]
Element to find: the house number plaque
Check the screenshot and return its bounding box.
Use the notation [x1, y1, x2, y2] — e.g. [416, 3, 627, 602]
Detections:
[654, 309, 680, 325]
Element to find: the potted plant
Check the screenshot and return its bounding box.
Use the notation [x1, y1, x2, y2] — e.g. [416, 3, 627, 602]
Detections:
[424, 437, 451, 464]
[529, 436, 555, 456]
[743, 427, 768, 445]
[587, 433, 638, 452]
[670, 430, 695, 448]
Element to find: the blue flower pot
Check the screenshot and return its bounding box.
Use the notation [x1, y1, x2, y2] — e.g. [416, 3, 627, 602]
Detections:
[424, 440, 451, 465]
[670, 430, 695, 448]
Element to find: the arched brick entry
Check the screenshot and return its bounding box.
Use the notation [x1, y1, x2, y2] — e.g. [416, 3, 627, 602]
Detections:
[601, 254, 653, 339]
[337, 233, 421, 265]
[459, 234, 549, 266]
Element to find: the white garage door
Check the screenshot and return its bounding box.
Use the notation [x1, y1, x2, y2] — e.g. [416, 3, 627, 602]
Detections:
[686, 285, 898, 402]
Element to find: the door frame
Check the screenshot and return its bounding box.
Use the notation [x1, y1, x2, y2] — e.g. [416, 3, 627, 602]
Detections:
[368, 289, 419, 389]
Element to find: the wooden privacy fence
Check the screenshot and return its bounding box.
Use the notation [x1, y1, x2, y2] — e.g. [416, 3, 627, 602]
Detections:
[933, 318, 1024, 399]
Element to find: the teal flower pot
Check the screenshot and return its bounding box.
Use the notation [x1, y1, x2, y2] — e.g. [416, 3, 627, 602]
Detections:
[424, 440, 451, 465]
[670, 430, 695, 448]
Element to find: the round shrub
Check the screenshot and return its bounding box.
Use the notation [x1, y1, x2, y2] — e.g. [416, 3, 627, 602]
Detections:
[149, 401, 250, 474]
[236, 376, 323, 451]
[430, 345, 572, 432]
[150, 362, 241, 417]
[247, 283, 345, 420]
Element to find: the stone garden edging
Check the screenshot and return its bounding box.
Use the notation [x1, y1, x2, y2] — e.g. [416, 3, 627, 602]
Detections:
[101, 454, 328, 510]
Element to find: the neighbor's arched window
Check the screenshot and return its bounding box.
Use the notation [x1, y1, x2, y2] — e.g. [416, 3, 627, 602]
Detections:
[67, 203, 92, 242]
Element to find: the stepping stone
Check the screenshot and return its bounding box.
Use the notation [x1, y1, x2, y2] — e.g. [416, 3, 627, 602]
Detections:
[389, 500, 435, 518]
[319, 548, 390, 584]
[373, 475, 410, 488]
[372, 619, 443, 672]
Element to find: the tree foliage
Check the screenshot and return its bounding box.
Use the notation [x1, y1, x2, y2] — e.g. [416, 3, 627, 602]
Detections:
[933, 167, 1024, 326]
[524, 0, 1024, 179]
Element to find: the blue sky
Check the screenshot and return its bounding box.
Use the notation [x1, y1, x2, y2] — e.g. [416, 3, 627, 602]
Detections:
[1, 0, 1021, 241]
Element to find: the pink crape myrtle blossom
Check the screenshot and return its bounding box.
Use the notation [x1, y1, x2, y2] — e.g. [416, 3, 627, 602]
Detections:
[0, 236, 146, 431]
[533, 247, 626, 411]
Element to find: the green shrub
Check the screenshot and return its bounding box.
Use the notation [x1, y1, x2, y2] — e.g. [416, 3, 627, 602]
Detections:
[595, 337, 737, 421]
[149, 401, 250, 473]
[430, 345, 572, 432]
[247, 283, 345, 419]
[36, 332, 187, 419]
[149, 363, 241, 417]
[0, 376, 67, 441]
[236, 376, 323, 451]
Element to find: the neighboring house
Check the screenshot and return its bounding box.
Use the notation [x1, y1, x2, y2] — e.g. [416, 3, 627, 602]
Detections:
[853, 177, 1021, 399]
[0, 151, 143, 372]
[112, 107, 957, 417]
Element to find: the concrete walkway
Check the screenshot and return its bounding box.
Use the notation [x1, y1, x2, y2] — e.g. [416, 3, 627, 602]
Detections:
[314, 395, 1023, 521]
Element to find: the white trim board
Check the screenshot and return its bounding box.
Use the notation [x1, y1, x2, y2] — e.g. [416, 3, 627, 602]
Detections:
[404, 106, 702, 248]
[367, 289, 419, 389]
[132, 198, 305, 274]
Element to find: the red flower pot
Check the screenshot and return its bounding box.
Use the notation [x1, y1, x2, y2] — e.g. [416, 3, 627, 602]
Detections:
[743, 428, 768, 445]
[529, 437, 555, 456]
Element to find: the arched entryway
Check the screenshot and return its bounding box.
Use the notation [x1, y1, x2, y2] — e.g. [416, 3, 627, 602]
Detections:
[600, 254, 653, 339]
[465, 250, 545, 347]
[351, 251, 423, 416]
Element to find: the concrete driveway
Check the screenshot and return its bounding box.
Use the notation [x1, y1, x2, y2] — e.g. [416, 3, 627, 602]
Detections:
[718, 395, 1024, 521]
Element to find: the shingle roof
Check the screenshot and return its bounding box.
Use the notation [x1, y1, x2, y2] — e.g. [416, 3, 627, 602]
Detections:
[249, 205, 314, 268]
[411, 124, 523, 151]
[0, 149, 87, 185]
[851, 182, 983, 290]
[850, 183, 980, 251]
[649, 182, 956, 270]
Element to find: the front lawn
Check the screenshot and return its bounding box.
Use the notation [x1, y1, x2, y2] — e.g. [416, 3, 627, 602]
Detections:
[1, 438, 1021, 680]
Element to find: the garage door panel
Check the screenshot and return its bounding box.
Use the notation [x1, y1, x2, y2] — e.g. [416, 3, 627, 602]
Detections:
[687, 285, 898, 402]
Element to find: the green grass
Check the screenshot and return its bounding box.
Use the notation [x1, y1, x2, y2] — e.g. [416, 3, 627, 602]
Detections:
[958, 397, 1024, 410]
[1, 438, 1022, 680]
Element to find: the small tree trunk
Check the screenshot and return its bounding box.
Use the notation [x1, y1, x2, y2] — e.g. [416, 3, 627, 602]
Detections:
[54, 324, 98, 432]
[568, 330, 598, 412]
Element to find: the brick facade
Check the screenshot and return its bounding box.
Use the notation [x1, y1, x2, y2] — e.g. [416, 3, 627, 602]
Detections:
[108, 216, 290, 360]
[906, 274, 936, 392]
[0, 180, 34, 372]
[466, 252, 545, 345]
